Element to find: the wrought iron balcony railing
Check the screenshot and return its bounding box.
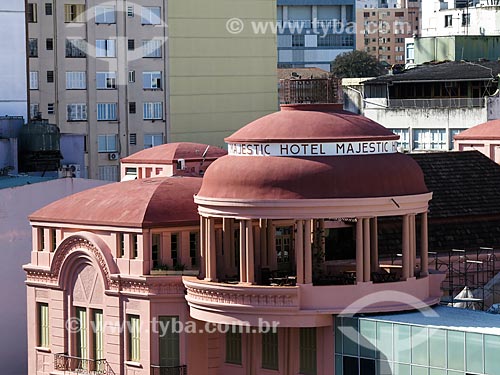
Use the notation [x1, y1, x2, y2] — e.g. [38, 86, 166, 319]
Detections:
[151, 365, 187, 375]
[54, 353, 115, 375]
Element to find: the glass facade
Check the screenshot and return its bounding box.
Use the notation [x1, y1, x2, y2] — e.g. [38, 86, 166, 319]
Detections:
[335, 316, 500, 375]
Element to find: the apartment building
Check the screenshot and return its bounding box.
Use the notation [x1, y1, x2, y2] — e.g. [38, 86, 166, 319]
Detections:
[356, 0, 420, 65]
[0, 0, 27, 119]
[277, 0, 356, 71]
[27, 0, 277, 181]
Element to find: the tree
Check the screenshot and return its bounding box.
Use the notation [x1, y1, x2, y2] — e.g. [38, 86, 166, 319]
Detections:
[330, 50, 385, 78]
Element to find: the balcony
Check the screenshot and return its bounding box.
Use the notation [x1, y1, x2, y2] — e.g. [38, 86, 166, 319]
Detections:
[54, 353, 115, 375]
[151, 365, 187, 375]
[388, 97, 486, 109]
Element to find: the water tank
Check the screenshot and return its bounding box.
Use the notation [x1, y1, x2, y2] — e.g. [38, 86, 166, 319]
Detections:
[19, 120, 61, 153]
[0, 116, 24, 139]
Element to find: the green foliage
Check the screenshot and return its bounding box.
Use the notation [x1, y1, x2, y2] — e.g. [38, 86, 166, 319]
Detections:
[331, 50, 385, 78]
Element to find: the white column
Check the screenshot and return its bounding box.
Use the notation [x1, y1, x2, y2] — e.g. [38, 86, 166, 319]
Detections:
[205, 218, 217, 282]
[363, 218, 371, 282]
[370, 218, 379, 272]
[246, 220, 255, 284]
[268, 220, 277, 271]
[356, 219, 364, 283]
[341, 5, 347, 26]
[304, 219, 313, 284]
[296, 220, 304, 284]
[199, 216, 206, 279]
[260, 219, 268, 267]
[402, 215, 410, 280]
[239, 220, 247, 283]
[421, 212, 429, 276]
[410, 214, 416, 278]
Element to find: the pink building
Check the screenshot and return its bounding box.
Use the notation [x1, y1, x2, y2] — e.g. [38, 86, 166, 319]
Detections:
[24, 105, 444, 375]
[454, 119, 500, 164]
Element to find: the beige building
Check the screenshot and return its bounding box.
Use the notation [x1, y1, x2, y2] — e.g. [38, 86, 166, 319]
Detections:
[356, 1, 420, 65]
[27, 0, 277, 180]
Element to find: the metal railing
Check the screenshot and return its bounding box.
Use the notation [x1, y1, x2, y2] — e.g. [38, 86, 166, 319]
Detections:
[54, 353, 115, 375]
[388, 97, 485, 109]
[151, 365, 187, 375]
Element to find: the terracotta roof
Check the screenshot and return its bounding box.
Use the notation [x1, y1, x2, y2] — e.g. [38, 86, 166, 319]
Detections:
[29, 177, 202, 228]
[278, 67, 330, 80]
[226, 104, 399, 143]
[454, 119, 500, 140]
[121, 142, 227, 164]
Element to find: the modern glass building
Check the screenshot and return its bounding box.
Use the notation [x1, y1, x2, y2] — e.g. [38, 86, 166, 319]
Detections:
[335, 306, 500, 375]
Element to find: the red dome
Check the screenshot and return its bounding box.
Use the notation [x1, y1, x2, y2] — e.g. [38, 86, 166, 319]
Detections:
[199, 105, 428, 201]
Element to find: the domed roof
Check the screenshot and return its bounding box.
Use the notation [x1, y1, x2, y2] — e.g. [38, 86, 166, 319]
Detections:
[198, 105, 428, 201]
[30, 177, 202, 228]
[454, 120, 500, 140]
[121, 142, 227, 164]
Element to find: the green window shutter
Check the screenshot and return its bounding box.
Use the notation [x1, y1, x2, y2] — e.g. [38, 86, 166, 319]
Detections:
[129, 315, 140, 361]
[225, 328, 242, 365]
[299, 327, 317, 375]
[76, 307, 88, 359]
[262, 331, 279, 370]
[159, 316, 180, 367]
[38, 303, 49, 347]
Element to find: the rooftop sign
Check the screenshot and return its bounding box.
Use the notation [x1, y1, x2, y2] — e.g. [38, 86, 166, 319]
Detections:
[228, 141, 398, 157]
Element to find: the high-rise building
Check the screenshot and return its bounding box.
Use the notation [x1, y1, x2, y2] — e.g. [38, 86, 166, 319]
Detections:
[26, 0, 277, 180]
[356, 0, 421, 65]
[277, 0, 356, 71]
[0, 0, 27, 119]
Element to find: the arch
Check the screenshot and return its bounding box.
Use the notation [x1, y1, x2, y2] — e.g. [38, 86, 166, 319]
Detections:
[50, 232, 118, 290]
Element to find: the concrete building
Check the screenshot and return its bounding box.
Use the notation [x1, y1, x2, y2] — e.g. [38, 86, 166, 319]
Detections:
[27, 0, 277, 181]
[343, 61, 500, 151]
[0, 177, 108, 375]
[356, 0, 420, 65]
[422, 0, 500, 38]
[277, 0, 356, 70]
[0, 0, 27, 119]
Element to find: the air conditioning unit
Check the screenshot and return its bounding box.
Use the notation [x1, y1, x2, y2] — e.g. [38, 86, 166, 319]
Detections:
[177, 158, 186, 170]
[108, 152, 119, 161]
[59, 164, 81, 178]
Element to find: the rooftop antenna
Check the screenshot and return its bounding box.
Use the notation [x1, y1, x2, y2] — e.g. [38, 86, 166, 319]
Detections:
[200, 145, 210, 169]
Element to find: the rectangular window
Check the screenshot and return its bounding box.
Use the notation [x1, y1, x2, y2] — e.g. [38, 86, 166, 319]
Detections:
[393, 129, 409, 150]
[300, 328, 317, 375]
[129, 102, 136, 114]
[152, 233, 161, 268]
[65, 39, 86, 57]
[47, 71, 54, 83]
[225, 329, 242, 364]
[97, 134, 117, 152]
[445, 14, 453, 27]
[95, 6, 116, 24]
[45, 3, 52, 16]
[413, 129, 446, 150]
[262, 332, 279, 370]
[142, 40, 162, 58]
[66, 72, 86, 89]
[93, 310, 104, 368]
[118, 233, 125, 257]
[132, 234, 138, 258]
[30, 103, 40, 120]
[190, 232, 198, 266]
[51, 229, 57, 251]
[38, 303, 49, 347]
[30, 71, 39, 90]
[27, 3, 37, 23]
[128, 39, 135, 51]
[46, 38, 53, 50]
[76, 307, 87, 360]
[38, 228, 45, 251]
[292, 34, 305, 47]
[143, 71, 162, 89]
[462, 13, 470, 27]
[97, 103, 117, 120]
[128, 315, 140, 361]
[171, 233, 178, 266]
[128, 70, 136, 83]
[96, 72, 116, 89]
[29, 38, 38, 57]
[98, 166, 118, 181]
[127, 5, 134, 17]
[141, 6, 161, 25]
[144, 133, 163, 149]
[47, 103, 55, 114]
[129, 133, 137, 145]
[64, 4, 85, 22]
[159, 316, 180, 367]
[143, 102, 163, 120]
[96, 39, 116, 57]
[67, 104, 87, 121]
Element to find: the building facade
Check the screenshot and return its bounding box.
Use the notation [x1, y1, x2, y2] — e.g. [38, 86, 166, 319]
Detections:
[356, 0, 420, 65]
[0, 0, 27, 120]
[422, 0, 500, 38]
[277, 0, 356, 71]
[27, 0, 277, 181]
